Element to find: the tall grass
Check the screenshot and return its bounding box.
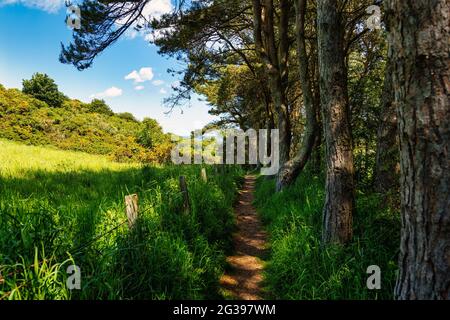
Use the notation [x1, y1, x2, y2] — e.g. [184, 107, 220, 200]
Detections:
[254, 170, 400, 300]
[0, 139, 243, 300]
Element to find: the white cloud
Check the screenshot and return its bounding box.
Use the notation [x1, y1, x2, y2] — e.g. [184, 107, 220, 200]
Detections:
[120, 0, 172, 24]
[0, 0, 64, 13]
[152, 80, 165, 86]
[121, 0, 173, 40]
[134, 86, 145, 91]
[160, 88, 168, 94]
[142, 0, 173, 20]
[171, 80, 181, 89]
[125, 67, 154, 83]
[90, 87, 123, 99]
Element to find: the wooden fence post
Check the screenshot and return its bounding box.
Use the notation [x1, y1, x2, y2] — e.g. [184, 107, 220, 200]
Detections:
[201, 168, 208, 183]
[179, 176, 190, 214]
[125, 194, 139, 228]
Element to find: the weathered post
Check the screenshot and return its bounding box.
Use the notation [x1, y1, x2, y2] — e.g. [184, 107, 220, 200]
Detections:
[179, 176, 190, 214]
[201, 168, 208, 183]
[125, 194, 139, 228]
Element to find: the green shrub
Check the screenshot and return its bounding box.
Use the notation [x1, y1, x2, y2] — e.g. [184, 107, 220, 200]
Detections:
[87, 99, 114, 116]
[22, 73, 65, 108]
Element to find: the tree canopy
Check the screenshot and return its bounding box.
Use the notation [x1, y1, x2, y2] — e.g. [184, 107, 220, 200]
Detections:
[22, 73, 66, 108]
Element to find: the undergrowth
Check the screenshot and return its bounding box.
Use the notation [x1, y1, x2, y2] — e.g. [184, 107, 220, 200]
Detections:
[254, 170, 400, 300]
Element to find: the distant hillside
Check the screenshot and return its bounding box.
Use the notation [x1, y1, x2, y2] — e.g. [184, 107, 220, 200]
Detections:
[0, 83, 172, 163]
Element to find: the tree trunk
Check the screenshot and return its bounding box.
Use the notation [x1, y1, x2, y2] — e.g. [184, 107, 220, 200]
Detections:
[312, 50, 323, 176]
[312, 125, 322, 175]
[317, 0, 355, 244]
[252, 0, 291, 182]
[374, 56, 399, 193]
[386, 0, 450, 300]
[276, 0, 318, 191]
[266, 0, 291, 178]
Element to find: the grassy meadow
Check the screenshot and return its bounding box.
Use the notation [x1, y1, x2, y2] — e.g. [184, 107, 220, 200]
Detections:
[0, 139, 243, 300]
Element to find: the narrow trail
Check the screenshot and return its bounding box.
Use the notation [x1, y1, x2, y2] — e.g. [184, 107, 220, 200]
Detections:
[220, 175, 268, 300]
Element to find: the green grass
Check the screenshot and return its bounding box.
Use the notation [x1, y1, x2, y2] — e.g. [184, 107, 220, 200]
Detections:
[0, 139, 243, 300]
[254, 171, 400, 300]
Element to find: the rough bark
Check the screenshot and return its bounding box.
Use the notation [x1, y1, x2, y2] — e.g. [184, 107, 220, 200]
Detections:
[312, 48, 323, 175]
[374, 56, 400, 193]
[278, 0, 292, 165]
[317, 0, 355, 244]
[277, 0, 318, 191]
[252, 0, 291, 179]
[386, 0, 450, 300]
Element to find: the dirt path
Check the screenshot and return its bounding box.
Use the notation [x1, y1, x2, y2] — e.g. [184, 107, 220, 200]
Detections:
[220, 175, 268, 300]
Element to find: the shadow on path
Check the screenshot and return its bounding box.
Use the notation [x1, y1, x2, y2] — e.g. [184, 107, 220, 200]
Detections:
[220, 175, 268, 300]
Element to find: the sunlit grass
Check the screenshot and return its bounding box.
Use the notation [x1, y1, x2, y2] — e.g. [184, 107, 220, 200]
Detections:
[0, 139, 242, 300]
[0, 139, 138, 178]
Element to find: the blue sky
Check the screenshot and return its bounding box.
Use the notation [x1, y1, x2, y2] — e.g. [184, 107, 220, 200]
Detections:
[0, 0, 217, 136]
